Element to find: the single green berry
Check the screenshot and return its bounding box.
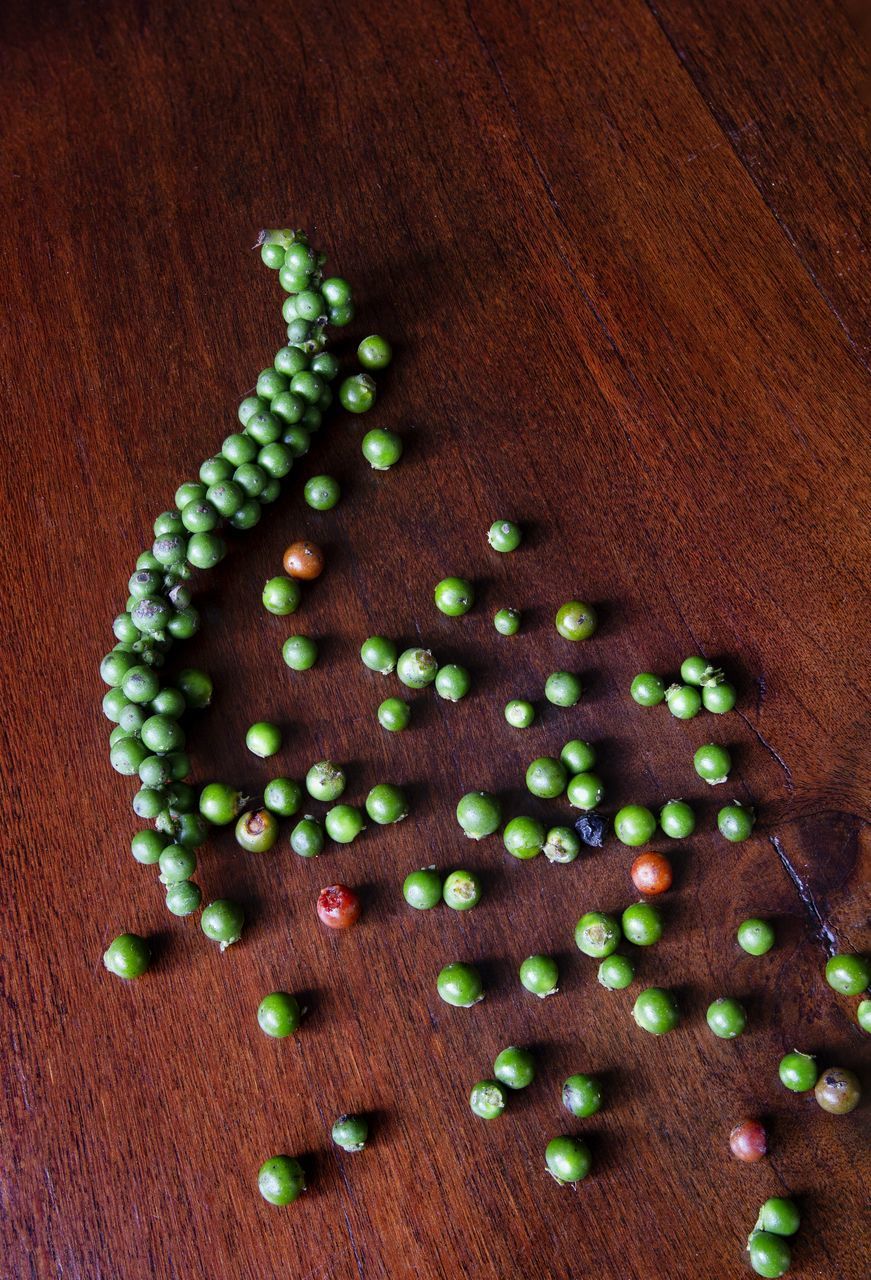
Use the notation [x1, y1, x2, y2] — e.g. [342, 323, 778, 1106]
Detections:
[456, 791, 502, 839]
[737, 918, 775, 955]
[630, 673, 666, 706]
[493, 1045, 536, 1090]
[706, 997, 747, 1038]
[362, 428, 402, 469]
[396, 647, 437, 688]
[257, 992, 302, 1038]
[718, 802, 755, 842]
[257, 1155, 306, 1206]
[378, 697, 411, 731]
[575, 911, 621, 958]
[562, 1074, 602, 1117]
[494, 607, 521, 635]
[469, 1080, 507, 1119]
[403, 867, 442, 909]
[614, 805, 657, 847]
[487, 520, 522, 553]
[434, 576, 474, 616]
[519, 954, 559, 998]
[437, 962, 484, 1007]
[545, 671, 583, 707]
[545, 1136, 591, 1184]
[505, 699, 535, 728]
[632, 987, 680, 1034]
[778, 1051, 818, 1092]
[435, 664, 471, 701]
[825, 953, 871, 996]
[503, 816, 546, 860]
[246, 721, 282, 758]
[443, 869, 482, 910]
[555, 600, 597, 641]
[361, 636, 398, 675]
[598, 954, 635, 990]
[659, 800, 695, 839]
[103, 933, 150, 979]
[332, 1113, 369, 1151]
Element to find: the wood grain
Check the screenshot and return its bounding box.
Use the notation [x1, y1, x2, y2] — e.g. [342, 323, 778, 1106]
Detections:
[1, 1, 868, 1278]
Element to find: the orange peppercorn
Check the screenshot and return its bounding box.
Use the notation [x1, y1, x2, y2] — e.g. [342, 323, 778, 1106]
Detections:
[283, 540, 324, 580]
[630, 851, 673, 895]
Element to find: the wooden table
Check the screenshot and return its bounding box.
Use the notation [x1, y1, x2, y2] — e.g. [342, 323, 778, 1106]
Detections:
[2, 1, 868, 1276]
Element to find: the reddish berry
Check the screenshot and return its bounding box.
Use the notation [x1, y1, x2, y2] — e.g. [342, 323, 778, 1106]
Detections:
[729, 1119, 767, 1162]
[317, 883, 361, 930]
[630, 852, 673, 895]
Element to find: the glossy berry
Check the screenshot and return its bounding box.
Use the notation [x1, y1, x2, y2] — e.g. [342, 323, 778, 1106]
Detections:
[567, 772, 604, 811]
[554, 600, 597, 641]
[575, 912, 621, 958]
[165, 880, 202, 917]
[199, 782, 245, 826]
[526, 757, 567, 799]
[258, 1155, 305, 1206]
[201, 900, 244, 949]
[339, 373, 376, 414]
[361, 635, 398, 674]
[503, 816, 546, 860]
[357, 334, 392, 369]
[562, 1074, 603, 1117]
[814, 1066, 861, 1114]
[469, 1080, 507, 1120]
[664, 684, 701, 719]
[543, 826, 582, 864]
[659, 799, 695, 839]
[403, 867, 442, 910]
[290, 816, 324, 858]
[694, 743, 732, 785]
[858, 1000, 871, 1033]
[437, 962, 483, 1007]
[487, 520, 522, 553]
[435, 664, 471, 701]
[283, 540, 324, 580]
[325, 804, 365, 844]
[703, 682, 737, 713]
[560, 740, 596, 773]
[614, 805, 657, 847]
[246, 721, 282, 758]
[332, 1113, 369, 1152]
[456, 791, 502, 839]
[519, 954, 559, 998]
[545, 1136, 591, 1185]
[263, 778, 303, 817]
[306, 761, 346, 802]
[630, 673, 666, 706]
[378, 698, 411, 732]
[545, 671, 582, 707]
[317, 883, 361, 929]
[778, 1051, 818, 1092]
[718, 802, 755, 842]
[632, 987, 680, 1035]
[631, 852, 673, 895]
[729, 1119, 767, 1163]
[706, 997, 746, 1038]
[365, 783, 408, 825]
[680, 656, 725, 687]
[622, 902, 663, 947]
[755, 1197, 800, 1237]
[235, 809, 279, 854]
[825, 952, 870, 996]
[362, 428, 402, 469]
[396, 647, 437, 688]
[748, 1232, 791, 1278]
[443, 869, 482, 910]
[303, 475, 340, 510]
[598, 954, 635, 990]
[434, 576, 474, 616]
[505, 699, 535, 728]
[737, 918, 775, 955]
[494, 1046, 536, 1090]
[257, 992, 302, 1038]
[103, 933, 150, 980]
[494, 607, 521, 635]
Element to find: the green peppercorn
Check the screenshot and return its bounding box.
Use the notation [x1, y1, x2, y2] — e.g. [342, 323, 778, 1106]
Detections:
[437, 962, 484, 1007]
[630, 673, 666, 706]
[396, 647, 437, 688]
[469, 1080, 507, 1119]
[621, 901, 663, 947]
[257, 1155, 306, 1206]
[365, 783, 408, 825]
[443, 869, 482, 910]
[545, 1136, 591, 1184]
[494, 1045, 536, 1090]
[362, 428, 402, 469]
[505, 699, 535, 728]
[403, 867, 442, 909]
[257, 992, 302, 1039]
[165, 880, 202, 917]
[304, 475, 340, 510]
[290, 816, 324, 858]
[519, 954, 559, 998]
[487, 520, 522, 553]
[357, 334, 392, 369]
[717, 802, 755, 842]
[575, 912, 621, 958]
[378, 697, 411, 731]
[435, 664, 471, 701]
[543, 826, 582, 864]
[632, 987, 680, 1035]
[201, 899, 244, 950]
[545, 671, 583, 707]
[263, 778, 303, 817]
[614, 804, 657, 846]
[737, 918, 775, 955]
[235, 808, 279, 853]
[434, 576, 475, 616]
[598, 954, 635, 989]
[562, 1074, 603, 1117]
[555, 600, 597, 641]
[246, 721, 282, 758]
[664, 683, 702, 719]
[325, 803, 365, 844]
[494, 607, 521, 635]
[361, 636, 398, 674]
[825, 953, 870, 995]
[332, 1113, 369, 1151]
[282, 635, 318, 670]
[659, 799, 695, 838]
[340, 374, 376, 414]
[103, 933, 150, 980]
[567, 772, 605, 811]
[706, 997, 747, 1038]
[503, 816, 546, 860]
[456, 791, 502, 839]
[526, 757, 567, 798]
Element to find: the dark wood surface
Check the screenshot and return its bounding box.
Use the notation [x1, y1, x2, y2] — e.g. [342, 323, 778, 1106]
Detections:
[2, 2, 868, 1277]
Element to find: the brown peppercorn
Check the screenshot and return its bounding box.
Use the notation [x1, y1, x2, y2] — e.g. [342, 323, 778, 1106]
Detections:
[283, 540, 324, 580]
[814, 1067, 861, 1114]
[729, 1119, 768, 1162]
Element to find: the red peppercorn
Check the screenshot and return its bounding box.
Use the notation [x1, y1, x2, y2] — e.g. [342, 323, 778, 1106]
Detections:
[630, 851, 673, 895]
[729, 1119, 768, 1162]
[283, 540, 324, 580]
[317, 884, 361, 930]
